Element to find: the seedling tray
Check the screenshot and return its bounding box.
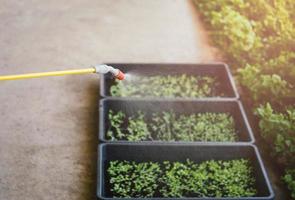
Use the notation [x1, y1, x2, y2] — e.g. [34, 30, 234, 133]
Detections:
[100, 63, 239, 99]
[97, 144, 274, 200]
[99, 99, 254, 143]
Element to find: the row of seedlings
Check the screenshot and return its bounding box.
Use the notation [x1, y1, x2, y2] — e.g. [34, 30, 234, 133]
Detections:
[98, 63, 274, 199]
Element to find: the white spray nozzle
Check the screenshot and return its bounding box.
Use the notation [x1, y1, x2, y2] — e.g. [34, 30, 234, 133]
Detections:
[93, 64, 125, 80]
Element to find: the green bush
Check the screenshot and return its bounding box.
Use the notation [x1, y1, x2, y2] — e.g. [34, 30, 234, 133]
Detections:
[107, 159, 257, 198]
[283, 169, 295, 199]
[107, 110, 237, 142]
[256, 103, 295, 166]
[195, 0, 295, 97]
[238, 65, 291, 103]
[110, 75, 220, 98]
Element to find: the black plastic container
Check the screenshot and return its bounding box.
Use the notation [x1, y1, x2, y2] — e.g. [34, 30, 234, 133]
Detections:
[97, 143, 274, 200]
[100, 63, 239, 99]
[99, 99, 254, 143]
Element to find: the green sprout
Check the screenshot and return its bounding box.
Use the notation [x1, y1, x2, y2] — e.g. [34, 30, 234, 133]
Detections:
[107, 110, 125, 140]
[110, 75, 220, 98]
[107, 159, 257, 198]
[127, 111, 151, 141]
[107, 110, 237, 142]
[108, 161, 162, 198]
[107, 110, 151, 141]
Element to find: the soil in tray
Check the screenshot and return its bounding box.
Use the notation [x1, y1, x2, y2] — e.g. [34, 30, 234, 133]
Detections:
[107, 110, 237, 142]
[110, 74, 224, 98]
[106, 159, 257, 198]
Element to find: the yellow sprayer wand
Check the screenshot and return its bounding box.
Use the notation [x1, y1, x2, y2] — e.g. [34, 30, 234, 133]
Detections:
[0, 64, 125, 81]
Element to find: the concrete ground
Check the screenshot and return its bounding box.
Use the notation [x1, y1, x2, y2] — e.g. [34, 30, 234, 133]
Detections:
[0, 1, 216, 199]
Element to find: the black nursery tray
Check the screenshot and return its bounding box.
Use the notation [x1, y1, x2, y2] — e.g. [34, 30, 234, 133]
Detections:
[99, 99, 254, 143]
[100, 63, 239, 99]
[97, 144, 274, 200]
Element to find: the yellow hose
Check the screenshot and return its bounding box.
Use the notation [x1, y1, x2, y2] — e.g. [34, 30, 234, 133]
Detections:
[0, 68, 96, 81]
